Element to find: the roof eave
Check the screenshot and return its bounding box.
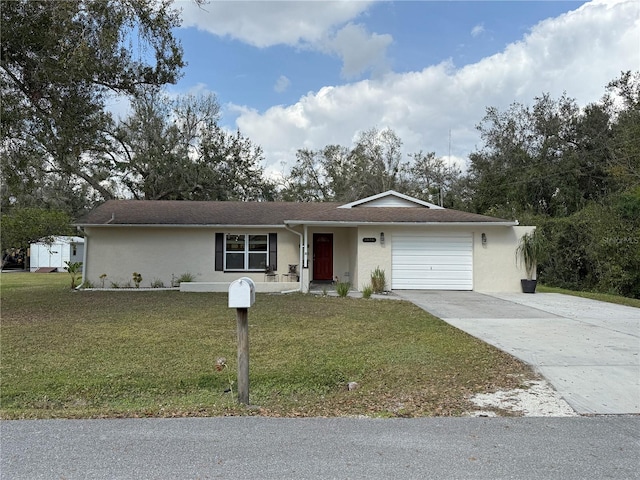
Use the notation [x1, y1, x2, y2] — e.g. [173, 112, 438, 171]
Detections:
[285, 220, 519, 227]
[76, 220, 519, 228]
[75, 223, 289, 228]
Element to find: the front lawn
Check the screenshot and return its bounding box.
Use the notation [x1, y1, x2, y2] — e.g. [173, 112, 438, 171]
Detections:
[1, 273, 534, 419]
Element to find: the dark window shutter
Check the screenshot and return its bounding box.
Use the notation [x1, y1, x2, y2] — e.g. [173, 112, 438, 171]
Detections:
[215, 233, 224, 271]
[269, 233, 277, 271]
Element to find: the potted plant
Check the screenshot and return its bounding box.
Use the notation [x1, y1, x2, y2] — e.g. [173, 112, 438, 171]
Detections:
[516, 230, 545, 293]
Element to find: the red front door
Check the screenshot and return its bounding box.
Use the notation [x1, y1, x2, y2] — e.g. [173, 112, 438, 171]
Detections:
[313, 233, 333, 281]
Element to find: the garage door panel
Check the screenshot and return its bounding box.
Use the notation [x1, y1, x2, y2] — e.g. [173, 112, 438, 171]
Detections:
[392, 233, 473, 290]
[394, 262, 471, 271]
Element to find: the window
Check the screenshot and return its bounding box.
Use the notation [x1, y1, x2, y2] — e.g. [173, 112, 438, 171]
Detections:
[224, 234, 268, 271]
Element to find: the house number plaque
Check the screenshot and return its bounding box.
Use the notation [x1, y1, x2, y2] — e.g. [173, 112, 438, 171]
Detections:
[362, 237, 377, 243]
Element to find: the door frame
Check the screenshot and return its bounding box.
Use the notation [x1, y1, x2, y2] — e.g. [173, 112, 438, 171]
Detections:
[312, 233, 333, 281]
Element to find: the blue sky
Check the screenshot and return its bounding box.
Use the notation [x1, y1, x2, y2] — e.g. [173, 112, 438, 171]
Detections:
[166, 0, 638, 178]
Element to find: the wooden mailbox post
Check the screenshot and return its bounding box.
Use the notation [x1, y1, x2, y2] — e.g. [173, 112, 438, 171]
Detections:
[228, 277, 255, 405]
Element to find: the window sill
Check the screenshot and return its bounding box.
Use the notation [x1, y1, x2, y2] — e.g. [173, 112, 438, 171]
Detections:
[224, 270, 270, 273]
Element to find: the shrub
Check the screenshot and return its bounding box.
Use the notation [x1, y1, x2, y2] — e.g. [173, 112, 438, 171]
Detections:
[176, 272, 196, 284]
[64, 261, 83, 289]
[336, 281, 351, 297]
[132, 272, 143, 288]
[110, 281, 121, 289]
[537, 203, 640, 299]
[515, 230, 546, 281]
[362, 284, 373, 299]
[151, 279, 165, 288]
[371, 267, 386, 294]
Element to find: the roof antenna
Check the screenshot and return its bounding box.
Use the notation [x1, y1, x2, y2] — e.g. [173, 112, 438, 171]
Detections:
[440, 129, 452, 208]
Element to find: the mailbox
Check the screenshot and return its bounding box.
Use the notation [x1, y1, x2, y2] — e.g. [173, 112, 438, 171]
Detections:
[228, 277, 256, 308]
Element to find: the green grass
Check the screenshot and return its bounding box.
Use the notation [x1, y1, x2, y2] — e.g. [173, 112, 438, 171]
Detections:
[1, 273, 534, 419]
[538, 285, 640, 308]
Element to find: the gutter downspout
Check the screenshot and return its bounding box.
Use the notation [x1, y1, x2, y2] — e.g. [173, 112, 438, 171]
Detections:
[283, 224, 304, 293]
[75, 226, 88, 290]
[303, 225, 309, 269]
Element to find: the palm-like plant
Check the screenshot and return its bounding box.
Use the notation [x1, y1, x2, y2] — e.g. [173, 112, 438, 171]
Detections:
[516, 230, 545, 281]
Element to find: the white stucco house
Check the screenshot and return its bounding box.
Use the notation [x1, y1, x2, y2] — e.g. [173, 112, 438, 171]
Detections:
[75, 190, 533, 292]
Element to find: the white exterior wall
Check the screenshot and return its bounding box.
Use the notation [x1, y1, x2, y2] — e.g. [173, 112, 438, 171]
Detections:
[473, 225, 535, 292]
[306, 227, 355, 283]
[84, 224, 533, 293]
[83, 227, 300, 288]
[333, 229, 352, 283]
[347, 229, 359, 288]
[356, 227, 392, 291]
[355, 225, 534, 293]
[358, 197, 423, 207]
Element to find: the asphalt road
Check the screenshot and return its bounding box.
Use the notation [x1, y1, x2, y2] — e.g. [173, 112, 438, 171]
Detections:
[2, 416, 639, 479]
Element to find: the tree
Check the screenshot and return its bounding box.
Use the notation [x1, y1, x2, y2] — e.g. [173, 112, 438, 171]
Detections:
[281, 145, 352, 201]
[349, 128, 410, 196]
[282, 127, 411, 202]
[407, 151, 462, 207]
[465, 72, 640, 297]
[604, 71, 640, 192]
[1, 0, 185, 211]
[466, 92, 617, 218]
[198, 127, 277, 201]
[109, 90, 275, 201]
[1, 208, 74, 267]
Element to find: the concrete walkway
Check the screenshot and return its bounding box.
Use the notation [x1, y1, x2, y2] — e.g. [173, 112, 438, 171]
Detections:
[394, 291, 640, 415]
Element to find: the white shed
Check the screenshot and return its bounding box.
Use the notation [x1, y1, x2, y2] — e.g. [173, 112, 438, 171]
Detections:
[29, 236, 84, 272]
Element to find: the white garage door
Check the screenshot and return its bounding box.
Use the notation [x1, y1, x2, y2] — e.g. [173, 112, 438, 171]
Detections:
[392, 233, 473, 290]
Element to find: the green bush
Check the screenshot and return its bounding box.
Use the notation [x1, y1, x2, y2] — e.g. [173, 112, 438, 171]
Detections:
[335, 282, 351, 297]
[537, 202, 640, 298]
[362, 285, 373, 299]
[64, 261, 83, 289]
[174, 272, 196, 286]
[371, 267, 386, 294]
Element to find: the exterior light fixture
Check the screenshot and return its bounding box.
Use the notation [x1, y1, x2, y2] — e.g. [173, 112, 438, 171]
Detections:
[380, 232, 385, 245]
[481, 233, 487, 245]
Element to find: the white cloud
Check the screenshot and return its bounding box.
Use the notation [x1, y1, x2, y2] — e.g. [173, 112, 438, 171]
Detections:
[180, 1, 373, 47]
[234, 0, 639, 174]
[179, 1, 390, 79]
[274, 75, 291, 93]
[471, 23, 485, 37]
[320, 23, 392, 78]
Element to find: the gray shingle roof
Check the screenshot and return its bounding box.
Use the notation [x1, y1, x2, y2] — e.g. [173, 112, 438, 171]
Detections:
[76, 200, 515, 226]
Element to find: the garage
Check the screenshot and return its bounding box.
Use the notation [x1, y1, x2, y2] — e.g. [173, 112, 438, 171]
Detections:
[391, 232, 473, 290]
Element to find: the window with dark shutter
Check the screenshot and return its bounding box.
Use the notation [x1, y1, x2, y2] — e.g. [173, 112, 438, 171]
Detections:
[269, 233, 277, 271]
[215, 233, 224, 271]
[216, 233, 278, 272]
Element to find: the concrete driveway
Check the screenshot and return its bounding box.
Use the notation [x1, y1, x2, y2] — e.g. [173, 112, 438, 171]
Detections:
[395, 291, 640, 415]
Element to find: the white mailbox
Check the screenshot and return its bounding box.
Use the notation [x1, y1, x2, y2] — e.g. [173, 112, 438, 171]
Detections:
[228, 277, 256, 308]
